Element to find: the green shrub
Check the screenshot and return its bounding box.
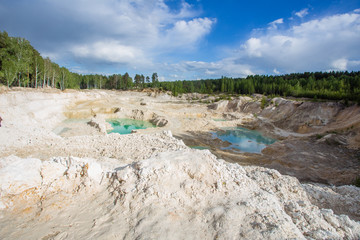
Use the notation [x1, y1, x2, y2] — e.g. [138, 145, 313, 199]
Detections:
[316, 134, 323, 139]
[261, 96, 267, 109]
[354, 177, 360, 187]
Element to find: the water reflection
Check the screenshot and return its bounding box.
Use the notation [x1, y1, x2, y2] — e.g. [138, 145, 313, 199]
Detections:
[212, 127, 276, 153]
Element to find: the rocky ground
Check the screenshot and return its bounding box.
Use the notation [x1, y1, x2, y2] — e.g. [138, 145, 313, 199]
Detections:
[0, 88, 359, 239]
[182, 96, 360, 186]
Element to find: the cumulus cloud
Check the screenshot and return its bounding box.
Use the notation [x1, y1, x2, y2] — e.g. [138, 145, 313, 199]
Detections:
[1, 1, 359, 80]
[236, 11, 360, 74]
[71, 40, 146, 65]
[164, 17, 214, 49]
[168, 10, 360, 80]
[0, 0, 215, 73]
[243, 38, 264, 57]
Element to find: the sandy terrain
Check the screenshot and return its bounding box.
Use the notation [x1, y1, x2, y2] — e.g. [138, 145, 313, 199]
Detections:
[0, 88, 359, 239]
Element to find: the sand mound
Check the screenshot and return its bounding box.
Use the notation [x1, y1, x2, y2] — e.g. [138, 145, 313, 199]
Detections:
[0, 149, 359, 239]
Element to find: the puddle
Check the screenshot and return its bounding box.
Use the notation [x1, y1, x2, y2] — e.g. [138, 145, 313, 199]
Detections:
[53, 119, 90, 135]
[107, 118, 156, 135]
[212, 127, 276, 154]
[58, 127, 71, 135]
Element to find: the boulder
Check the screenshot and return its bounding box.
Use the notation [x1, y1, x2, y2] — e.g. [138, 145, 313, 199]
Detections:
[150, 114, 168, 127]
[87, 115, 112, 133]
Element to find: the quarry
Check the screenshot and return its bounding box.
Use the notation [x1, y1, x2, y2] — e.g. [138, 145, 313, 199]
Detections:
[0, 87, 359, 239]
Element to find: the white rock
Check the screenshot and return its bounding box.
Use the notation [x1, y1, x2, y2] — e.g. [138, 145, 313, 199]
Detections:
[41, 160, 67, 185]
[87, 161, 103, 184]
[0, 156, 42, 196]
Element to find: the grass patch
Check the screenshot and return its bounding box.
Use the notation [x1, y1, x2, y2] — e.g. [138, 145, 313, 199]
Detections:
[214, 94, 232, 102]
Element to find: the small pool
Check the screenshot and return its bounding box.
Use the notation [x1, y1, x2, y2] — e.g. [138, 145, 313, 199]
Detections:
[107, 118, 155, 135]
[53, 119, 90, 135]
[212, 127, 276, 154]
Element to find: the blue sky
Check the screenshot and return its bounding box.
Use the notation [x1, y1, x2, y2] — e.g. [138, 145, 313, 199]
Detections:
[1, 0, 360, 80]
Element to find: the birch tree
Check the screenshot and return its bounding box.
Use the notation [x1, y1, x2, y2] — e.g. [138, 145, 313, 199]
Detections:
[60, 67, 67, 90]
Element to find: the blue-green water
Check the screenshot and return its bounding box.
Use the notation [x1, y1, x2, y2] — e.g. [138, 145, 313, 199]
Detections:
[107, 119, 156, 135]
[212, 127, 276, 154]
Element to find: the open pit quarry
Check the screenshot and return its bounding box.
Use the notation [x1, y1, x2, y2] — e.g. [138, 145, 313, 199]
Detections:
[0, 87, 360, 239]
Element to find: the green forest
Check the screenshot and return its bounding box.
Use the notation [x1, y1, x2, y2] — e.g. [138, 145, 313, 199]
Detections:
[0, 31, 159, 90]
[1, 31, 360, 103]
[160, 72, 360, 103]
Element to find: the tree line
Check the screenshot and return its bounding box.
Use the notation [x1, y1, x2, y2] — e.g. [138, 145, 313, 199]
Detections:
[160, 72, 360, 103]
[0, 31, 160, 90]
[1, 31, 359, 103]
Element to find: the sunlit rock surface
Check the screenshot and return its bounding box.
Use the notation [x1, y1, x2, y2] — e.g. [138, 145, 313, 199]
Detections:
[0, 150, 359, 239]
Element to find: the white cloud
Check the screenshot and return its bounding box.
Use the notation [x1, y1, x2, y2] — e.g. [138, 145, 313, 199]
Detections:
[330, 59, 360, 71]
[160, 9, 360, 80]
[1, 0, 359, 79]
[295, 8, 309, 18]
[268, 18, 284, 29]
[71, 40, 146, 65]
[36, 7, 360, 79]
[237, 11, 360, 74]
[331, 59, 348, 71]
[67, 0, 215, 66]
[273, 68, 280, 74]
[5, 0, 215, 72]
[243, 38, 264, 57]
[163, 17, 215, 50]
[166, 58, 254, 80]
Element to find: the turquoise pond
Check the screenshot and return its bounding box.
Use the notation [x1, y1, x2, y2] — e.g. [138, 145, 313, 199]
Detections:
[212, 127, 276, 154]
[107, 119, 156, 135]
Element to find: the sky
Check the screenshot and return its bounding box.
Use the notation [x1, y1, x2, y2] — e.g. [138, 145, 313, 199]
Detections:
[1, 0, 360, 81]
